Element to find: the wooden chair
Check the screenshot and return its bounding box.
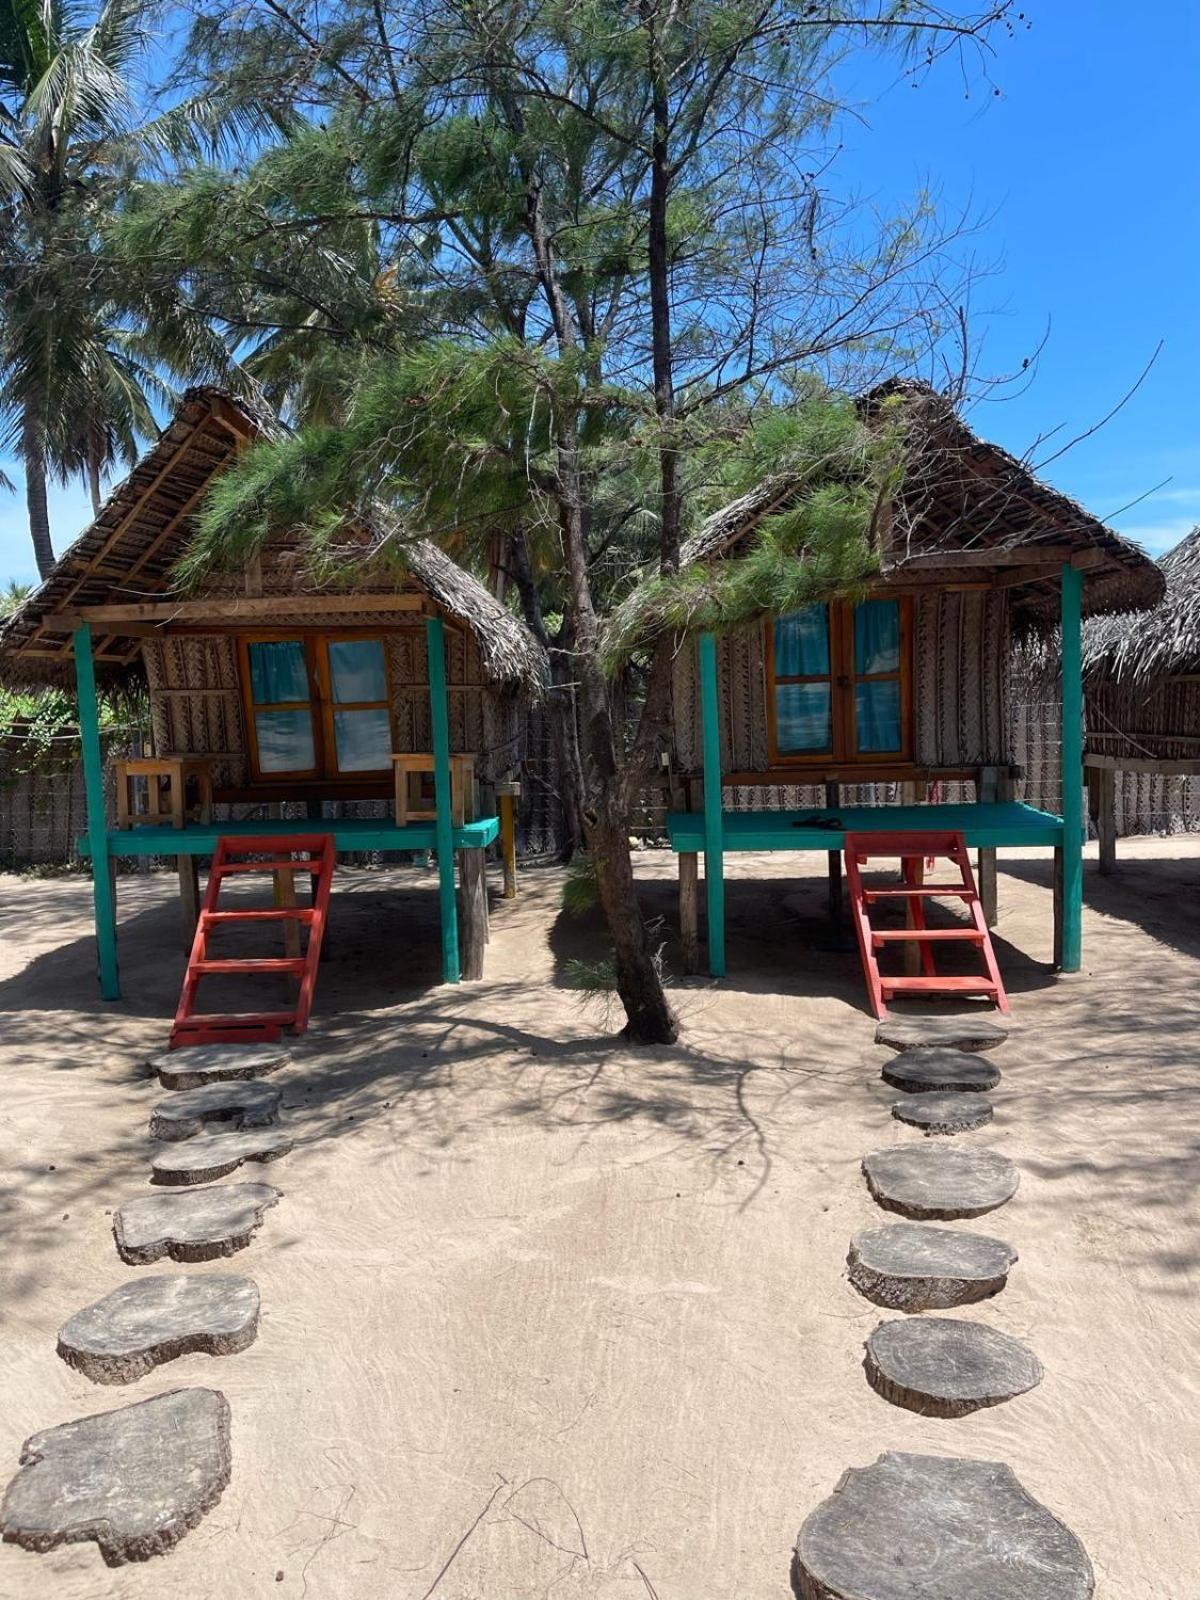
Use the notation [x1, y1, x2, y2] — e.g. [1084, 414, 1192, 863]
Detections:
[391, 753, 476, 827]
[115, 755, 215, 830]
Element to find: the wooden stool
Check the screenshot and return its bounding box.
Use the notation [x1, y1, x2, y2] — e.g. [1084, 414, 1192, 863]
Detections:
[392, 753, 476, 826]
[114, 756, 215, 830]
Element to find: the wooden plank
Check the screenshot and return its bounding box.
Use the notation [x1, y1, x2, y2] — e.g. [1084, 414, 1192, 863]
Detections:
[699, 633, 725, 977]
[1084, 753, 1200, 775]
[73, 625, 120, 999]
[45, 591, 427, 630]
[81, 815, 500, 858]
[457, 848, 488, 980]
[665, 802, 1065, 854]
[892, 546, 1078, 572]
[679, 852, 700, 974]
[1059, 563, 1085, 972]
[426, 615, 461, 983]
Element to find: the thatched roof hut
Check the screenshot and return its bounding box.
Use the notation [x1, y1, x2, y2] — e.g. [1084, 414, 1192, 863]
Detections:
[1082, 524, 1200, 685]
[0, 387, 546, 696]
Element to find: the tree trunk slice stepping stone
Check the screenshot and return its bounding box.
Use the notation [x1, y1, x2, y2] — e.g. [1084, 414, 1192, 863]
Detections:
[150, 1125, 294, 1186]
[149, 1081, 282, 1141]
[862, 1145, 1018, 1221]
[57, 1275, 259, 1384]
[891, 1092, 993, 1135]
[0, 1387, 231, 1566]
[792, 1451, 1093, 1600]
[152, 1043, 289, 1091]
[881, 1049, 1001, 1094]
[114, 1183, 282, 1265]
[864, 1317, 1043, 1416]
[875, 1014, 1009, 1053]
[848, 1222, 1017, 1311]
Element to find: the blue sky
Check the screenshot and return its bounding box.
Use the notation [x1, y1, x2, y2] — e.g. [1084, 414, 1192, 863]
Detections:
[2, 2, 1197, 584]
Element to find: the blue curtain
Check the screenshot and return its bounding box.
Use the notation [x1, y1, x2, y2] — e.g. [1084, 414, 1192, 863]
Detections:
[774, 605, 829, 677]
[855, 681, 901, 753]
[328, 638, 387, 703]
[854, 600, 900, 675]
[248, 640, 309, 704]
[775, 683, 831, 752]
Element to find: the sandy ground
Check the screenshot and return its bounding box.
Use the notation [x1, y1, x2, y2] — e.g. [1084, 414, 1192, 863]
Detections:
[0, 838, 1197, 1599]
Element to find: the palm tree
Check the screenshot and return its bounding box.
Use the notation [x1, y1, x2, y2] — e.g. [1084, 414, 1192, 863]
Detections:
[0, 0, 232, 576]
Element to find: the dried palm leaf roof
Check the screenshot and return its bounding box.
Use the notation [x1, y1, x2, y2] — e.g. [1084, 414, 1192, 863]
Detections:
[0, 388, 547, 694]
[681, 380, 1163, 622]
[1082, 524, 1200, 683]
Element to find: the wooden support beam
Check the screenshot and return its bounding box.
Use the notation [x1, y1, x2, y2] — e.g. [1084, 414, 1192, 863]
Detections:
[496, 782, 520, 899]
[1059, 563, 1085, 971]
[178, 856, 201, 950]
[699, 632, 725, 977]
[45, 591, 428, 631]
[893, 545, 1080, 572]
[976, 766, 1000, 927]
[679, 851, 700, 975]
[458, 848, 488, 980]
[1096, 765, 1117, 876]
[825, 780, 843, 922]
[73, 625, 120, 999]
[427, 615, 461, 984]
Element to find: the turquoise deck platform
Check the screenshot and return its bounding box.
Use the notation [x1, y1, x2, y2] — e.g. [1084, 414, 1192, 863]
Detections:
[666, 801, 1066, 854]
[78, 814, 500, 859]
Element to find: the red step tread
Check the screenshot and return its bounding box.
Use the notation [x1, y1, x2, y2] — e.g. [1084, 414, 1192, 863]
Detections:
[862, 886, 976, 900]
[191, 958, 307, 975]
[871, 928, 985, 943]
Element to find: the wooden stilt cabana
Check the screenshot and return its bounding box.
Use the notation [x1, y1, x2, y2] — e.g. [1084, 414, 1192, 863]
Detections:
[658, 382, 1164, 987]
[1080, 525, 1200, 871]
[0, 389, 546, 1002]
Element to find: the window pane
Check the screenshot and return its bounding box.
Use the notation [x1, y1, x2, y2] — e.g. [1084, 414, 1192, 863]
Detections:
[855, 680, 901, 753]
[333, 707, 391, 772]
[774, 605, 829, 677]
[775, 683, 831, 752]
[854, 600, 901, 676]
[328, 638, 387, 703]
[255, 709, 315, 772]
[248, 639, 309, 704]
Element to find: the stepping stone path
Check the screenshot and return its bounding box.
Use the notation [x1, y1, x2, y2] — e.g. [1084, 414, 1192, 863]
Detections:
[864, 1317, 1043, 1416]
[57, 1275, 260, 1384]
[848, 1222, 1017, 1311]
[0, 1388, 231, 1567]
[149, 1081, 282, 1141]
[862, 1144, 1018, 1220]
[882, 1048, 1001, 1095]
[875, 1014, 1008, 1054]
[152, 1042, 290, 1091]
[114, 1183, 282, 1265]
[792, 1451, 1094, 1599]
[891, 1091, 993, 1134]
[150, 1125, 294, 1186]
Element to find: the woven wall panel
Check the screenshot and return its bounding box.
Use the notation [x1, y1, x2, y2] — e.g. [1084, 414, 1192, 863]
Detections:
[143, 636, 247, 787]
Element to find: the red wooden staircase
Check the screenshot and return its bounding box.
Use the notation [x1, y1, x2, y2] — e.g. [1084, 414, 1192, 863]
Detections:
[169, 835, 335, 1049]
[843, 830, 1010, 1020]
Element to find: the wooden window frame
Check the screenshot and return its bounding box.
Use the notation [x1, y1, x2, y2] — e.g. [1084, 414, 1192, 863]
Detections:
[238, 629, 396, 785]
[765, 596, 913, 767]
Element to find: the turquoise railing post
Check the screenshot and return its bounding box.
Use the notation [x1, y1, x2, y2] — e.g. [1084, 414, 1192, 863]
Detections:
[73, 623, 120, 999]
[698, 631, 726, 976]
[1060, 563, 1084, 971]
[426, 615, 461, 983]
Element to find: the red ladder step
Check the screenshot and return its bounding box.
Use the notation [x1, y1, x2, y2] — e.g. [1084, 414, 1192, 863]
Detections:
[169, 834, 336, 1049]
[843, 830, 1010, 1021]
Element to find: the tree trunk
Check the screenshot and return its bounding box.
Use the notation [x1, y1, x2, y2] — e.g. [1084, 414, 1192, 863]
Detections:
[22, 412, 55, 580]
[87, 444, 103, 516]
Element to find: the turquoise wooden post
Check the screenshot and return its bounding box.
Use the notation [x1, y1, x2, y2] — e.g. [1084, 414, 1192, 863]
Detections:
[698, 631, 726, 976]
[426, 615, 461, 983]
[73, 623, 120, 999]
[1060, 563, 1084, 972]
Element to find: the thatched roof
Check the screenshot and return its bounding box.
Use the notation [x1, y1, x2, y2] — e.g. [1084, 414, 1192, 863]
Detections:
[681, 381, 1164, 622]
[1082, 525, 1200, 683]
[0, 388, 547, 694]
